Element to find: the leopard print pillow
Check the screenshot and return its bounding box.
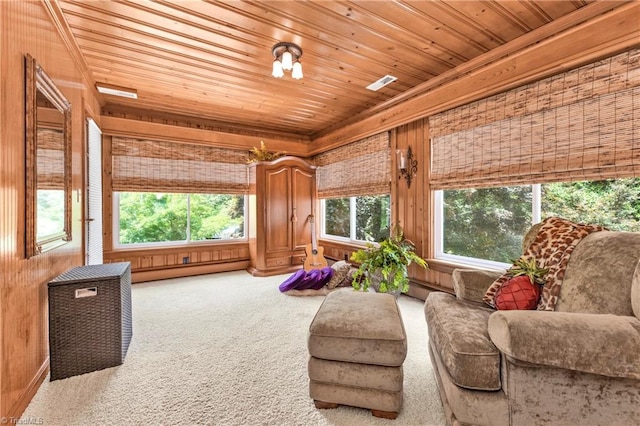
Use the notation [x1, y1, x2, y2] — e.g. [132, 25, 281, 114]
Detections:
[327, 261, 351, 289]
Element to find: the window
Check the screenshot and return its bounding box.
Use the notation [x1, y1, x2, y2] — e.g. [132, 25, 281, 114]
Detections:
[435, 178, 640, 266]
[37, 189, 65, 239]
[436, 185, 534, 266]
[541, 179, 640, 232]
[322, 194, 391, 243]
[114, 192, 245, 246]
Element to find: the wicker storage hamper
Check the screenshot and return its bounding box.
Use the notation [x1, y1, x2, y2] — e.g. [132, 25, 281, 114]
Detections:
[48, 262, 132, 381]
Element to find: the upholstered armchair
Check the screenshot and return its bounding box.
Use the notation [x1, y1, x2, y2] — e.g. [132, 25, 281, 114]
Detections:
[424, 229, 640, 425]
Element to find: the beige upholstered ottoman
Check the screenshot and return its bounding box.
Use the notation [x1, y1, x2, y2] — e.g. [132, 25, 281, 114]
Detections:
[307, 290, 407, 419]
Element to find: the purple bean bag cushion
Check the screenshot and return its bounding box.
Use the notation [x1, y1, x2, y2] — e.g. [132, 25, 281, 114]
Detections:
[296, 269, 323, 290]
[278, 269, 307, 292]
[315, 267, 335, 289]
[278, 267, 335, 292]
[302, 267, 334, 290]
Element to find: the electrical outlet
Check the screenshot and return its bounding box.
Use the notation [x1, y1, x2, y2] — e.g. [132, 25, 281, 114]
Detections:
[182, 256, 189, 264]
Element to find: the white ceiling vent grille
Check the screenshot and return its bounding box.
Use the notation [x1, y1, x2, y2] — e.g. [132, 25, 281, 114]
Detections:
[366, 74, 397, 91]
[96, 83, 138, 99]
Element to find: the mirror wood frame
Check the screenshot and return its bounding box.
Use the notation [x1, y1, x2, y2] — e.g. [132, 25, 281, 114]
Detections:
[25, 54, 72, 258]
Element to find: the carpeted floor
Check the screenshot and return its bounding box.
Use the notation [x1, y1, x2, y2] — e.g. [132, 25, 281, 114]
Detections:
[22, 270, 445, 425]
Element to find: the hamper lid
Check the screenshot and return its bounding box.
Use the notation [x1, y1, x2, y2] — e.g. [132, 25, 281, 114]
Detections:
[48, 262, 130, 287]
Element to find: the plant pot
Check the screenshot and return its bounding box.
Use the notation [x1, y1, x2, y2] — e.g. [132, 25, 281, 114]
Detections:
[369, 269, 404, 299]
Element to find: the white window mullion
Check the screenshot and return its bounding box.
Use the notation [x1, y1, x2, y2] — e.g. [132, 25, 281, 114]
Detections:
[186, 194, 191, 242]
[434, 190, 444, 258]
[532, 184, 542, 224]
[319, 199, 327, 237]
[350, 196, 357, 240]
[113, 192, 121, 247]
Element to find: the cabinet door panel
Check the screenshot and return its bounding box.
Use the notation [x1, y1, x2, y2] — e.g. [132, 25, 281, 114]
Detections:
[292, 167, 315, 251]
[265, 167, 291, 253]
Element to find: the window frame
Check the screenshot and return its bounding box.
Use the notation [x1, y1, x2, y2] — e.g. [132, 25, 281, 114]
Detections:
[320, 194, 390, 245]
[112, 192, 248, 249]
[433, 184, 541, 269]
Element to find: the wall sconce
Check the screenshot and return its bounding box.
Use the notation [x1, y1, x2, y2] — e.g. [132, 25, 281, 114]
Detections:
[271, 42, 303, 79]
[397, 146, 418, 188]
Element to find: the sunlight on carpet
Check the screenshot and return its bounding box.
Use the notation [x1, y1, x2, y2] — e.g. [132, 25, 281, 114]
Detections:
[22, 270, 445, 425]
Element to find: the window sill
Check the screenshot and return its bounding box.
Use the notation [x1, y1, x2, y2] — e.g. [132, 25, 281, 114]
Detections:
[109, 240, 249, 254]
[426, 258, 506, 275]
[319, 236, 372, 248]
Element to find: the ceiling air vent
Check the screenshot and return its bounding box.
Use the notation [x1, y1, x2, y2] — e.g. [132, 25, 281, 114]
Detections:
[95, 83, 138, 99]
[366, 74, 397, 91]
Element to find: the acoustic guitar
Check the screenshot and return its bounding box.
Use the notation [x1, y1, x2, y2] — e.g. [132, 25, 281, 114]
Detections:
[304, 215, 328, 271]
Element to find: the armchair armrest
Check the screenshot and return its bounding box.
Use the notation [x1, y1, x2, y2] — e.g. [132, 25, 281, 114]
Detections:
[488, 311, 640, 380]
[452, 269, 503, 304]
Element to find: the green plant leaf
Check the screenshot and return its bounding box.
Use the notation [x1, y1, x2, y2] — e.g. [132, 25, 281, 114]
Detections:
[350, 223, 428, 293]
[508, 256, 548, 285]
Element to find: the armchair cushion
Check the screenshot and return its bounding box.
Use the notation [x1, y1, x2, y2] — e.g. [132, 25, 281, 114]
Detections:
[557, 232, 640, 315]
[452, 269, 502, 304]
[488, 310, 640, 380]
[425, 292, 501, 390]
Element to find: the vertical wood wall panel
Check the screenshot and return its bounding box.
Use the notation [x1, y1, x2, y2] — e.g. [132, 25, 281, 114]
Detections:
[0, 1, 99, 419]
[394, 118, 454, 294]
[102, 135, 114, 253]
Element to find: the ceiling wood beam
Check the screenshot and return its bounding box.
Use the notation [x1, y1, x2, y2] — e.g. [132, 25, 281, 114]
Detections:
[100, 116, 311, 156]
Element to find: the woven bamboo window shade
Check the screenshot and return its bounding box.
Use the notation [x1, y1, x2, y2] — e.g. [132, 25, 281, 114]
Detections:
[37, 128, 64, 190]
[112, 137, 249, 194]
[314, 132, 390, 198]
[430, 48, 639, 190]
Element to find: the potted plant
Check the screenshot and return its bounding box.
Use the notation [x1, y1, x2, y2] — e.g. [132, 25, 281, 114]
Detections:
[246, 141, 284, 163]
[350, 224, 428, 296]
[494, 256, 548, 310]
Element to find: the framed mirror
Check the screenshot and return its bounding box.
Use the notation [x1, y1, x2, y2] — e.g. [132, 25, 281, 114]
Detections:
[25, 54, 72, 258]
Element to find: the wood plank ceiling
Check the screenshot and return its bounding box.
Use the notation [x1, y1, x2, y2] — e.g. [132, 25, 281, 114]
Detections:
[57, 0, 594, 138]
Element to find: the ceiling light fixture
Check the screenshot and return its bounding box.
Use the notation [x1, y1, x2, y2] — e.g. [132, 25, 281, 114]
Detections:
[272, 42, 303, 80]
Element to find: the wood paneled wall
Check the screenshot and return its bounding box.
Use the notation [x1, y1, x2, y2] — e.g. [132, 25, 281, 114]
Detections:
[103, 243, 250, 283]
[318, 118, 454, 298]
[0, 1, 100, 420]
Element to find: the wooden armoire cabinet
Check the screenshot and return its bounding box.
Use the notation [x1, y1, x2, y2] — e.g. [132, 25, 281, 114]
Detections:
[247, 156, 317, 277]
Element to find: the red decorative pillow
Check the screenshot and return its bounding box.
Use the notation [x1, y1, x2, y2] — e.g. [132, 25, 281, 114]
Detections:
[494, 276, 541, 310]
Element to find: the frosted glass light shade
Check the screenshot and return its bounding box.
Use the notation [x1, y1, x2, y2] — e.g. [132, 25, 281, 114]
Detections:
[272, 60, 284, 78]
[396, 149, 406, 170]
[271, 42, 303, 80]
[292, 61, 303, 79]
[281, 51, 293, 70]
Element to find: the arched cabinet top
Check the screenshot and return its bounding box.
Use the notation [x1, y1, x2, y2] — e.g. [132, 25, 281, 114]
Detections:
[248, 155, 316, 171]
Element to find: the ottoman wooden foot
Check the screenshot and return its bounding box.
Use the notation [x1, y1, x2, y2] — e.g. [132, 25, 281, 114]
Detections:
[372, 409, 399, 420]
[314, 400, 338, 410]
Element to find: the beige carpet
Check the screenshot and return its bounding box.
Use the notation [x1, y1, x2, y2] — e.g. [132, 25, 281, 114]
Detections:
[22, 270, 445, 425]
